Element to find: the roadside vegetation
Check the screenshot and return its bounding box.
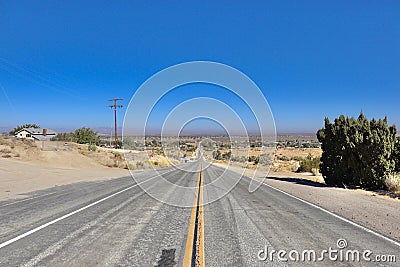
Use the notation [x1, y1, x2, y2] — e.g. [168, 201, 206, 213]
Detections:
[53, 127, 100, 144]
[318, 113, 400, 192]
[6, 122, 400, 193]
[297, 154, 321, 175]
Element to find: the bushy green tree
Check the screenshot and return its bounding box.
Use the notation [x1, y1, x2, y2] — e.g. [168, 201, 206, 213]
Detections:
[53, 128, 100, 144]
[73, 127, 100, 144]
[52, 132, 75, 141]
[9, 124, 40, 135]
[317, 113, 397, 189]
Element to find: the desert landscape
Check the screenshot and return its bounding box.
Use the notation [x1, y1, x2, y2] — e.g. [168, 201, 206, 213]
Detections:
[2, 132, 399, 244]
[1, 133, 398, 201]
[0, 134, 178, 200]
[0, 135, 129, 200]
[1, 2, 399, 265]
[1, 119, 400, 247]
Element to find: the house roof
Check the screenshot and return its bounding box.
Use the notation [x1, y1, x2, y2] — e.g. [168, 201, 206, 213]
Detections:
[15, 128, 57, 135]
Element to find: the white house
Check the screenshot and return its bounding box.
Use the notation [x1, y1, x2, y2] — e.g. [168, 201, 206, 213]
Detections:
[15, 128, 57, 141]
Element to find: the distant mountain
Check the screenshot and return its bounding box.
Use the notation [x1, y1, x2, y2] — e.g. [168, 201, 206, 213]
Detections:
[51, 127, 117, 135]
[92, 127, 117, 135]
[0, 126, 12, 134]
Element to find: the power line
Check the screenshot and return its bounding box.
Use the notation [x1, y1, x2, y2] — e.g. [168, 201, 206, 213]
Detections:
[108, 98, 123, 149]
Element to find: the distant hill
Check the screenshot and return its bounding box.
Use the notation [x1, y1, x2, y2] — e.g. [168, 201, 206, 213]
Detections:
[0, 126, 12, 134]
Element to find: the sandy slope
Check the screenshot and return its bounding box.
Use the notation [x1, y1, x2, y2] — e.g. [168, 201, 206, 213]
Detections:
[0, 157, 129, 200]
[0, 136, 180, 201]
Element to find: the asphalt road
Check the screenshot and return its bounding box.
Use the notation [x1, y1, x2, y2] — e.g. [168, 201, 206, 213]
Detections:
[0, 160, 399, 266]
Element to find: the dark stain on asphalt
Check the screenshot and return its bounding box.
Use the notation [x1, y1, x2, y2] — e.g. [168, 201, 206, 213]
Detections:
[155, 248, 176, 267]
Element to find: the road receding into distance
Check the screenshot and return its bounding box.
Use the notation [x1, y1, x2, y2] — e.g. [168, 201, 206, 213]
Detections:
[0, 160, 399, 266]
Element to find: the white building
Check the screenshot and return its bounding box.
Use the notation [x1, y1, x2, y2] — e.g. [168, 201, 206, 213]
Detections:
[15, 128, 57, 141]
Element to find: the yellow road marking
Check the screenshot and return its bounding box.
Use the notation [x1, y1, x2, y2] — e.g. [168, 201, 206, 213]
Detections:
[183, 174, 199, 266]
[197, 164, 205, 267]
[183, 163, 204, 267]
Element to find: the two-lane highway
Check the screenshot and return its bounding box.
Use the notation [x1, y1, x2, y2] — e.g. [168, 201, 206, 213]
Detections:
[0, 160, 399, 266]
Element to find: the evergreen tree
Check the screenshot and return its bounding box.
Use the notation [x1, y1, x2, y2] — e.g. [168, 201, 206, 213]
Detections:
[52, 132, 75, 141]
[9, 124, 40, 135]
[317, 113, 397, 189]
[73, 127, 100, 144]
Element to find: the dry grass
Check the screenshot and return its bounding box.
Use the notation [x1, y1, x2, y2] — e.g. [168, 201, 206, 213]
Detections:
[0, 135, 40, 159]
[275, 148, 322, 159]
[202, 146, 323, 173]
[0, 135, 322, 173]
[271, 160, 301, 173]
[386, 174, 400, 193]
[0, 135, 154, 170]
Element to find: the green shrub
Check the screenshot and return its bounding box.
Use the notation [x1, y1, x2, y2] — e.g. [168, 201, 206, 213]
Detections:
[212, 150, 222, 160]
[248, 155, 260, 165]
[297, 154, 321, 173]
[222, 151, 231, 160]
[73, 128, 100, 144]
[317, 113, 397, 189]
[278, 156, 290, 161]
[53, 128, 100, 144]
[88, 144, 97, 151]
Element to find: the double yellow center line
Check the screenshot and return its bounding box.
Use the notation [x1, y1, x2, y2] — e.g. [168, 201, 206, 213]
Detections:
[183, 163, 205, 267]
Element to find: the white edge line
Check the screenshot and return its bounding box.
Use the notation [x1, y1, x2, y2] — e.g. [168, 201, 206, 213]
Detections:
[3, 163, 398, 250]
[217, 164, 400, 248]
[245, 175, 400, 248]
[0, 168, 174, 249]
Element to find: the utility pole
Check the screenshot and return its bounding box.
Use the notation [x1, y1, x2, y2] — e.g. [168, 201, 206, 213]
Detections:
[108, 98, 123, 149]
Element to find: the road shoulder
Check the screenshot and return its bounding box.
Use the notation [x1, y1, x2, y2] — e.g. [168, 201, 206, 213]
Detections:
[213, 163, 400, 242]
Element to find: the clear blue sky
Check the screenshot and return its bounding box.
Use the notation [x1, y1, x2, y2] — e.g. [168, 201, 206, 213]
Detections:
[0, 1, 399, 134]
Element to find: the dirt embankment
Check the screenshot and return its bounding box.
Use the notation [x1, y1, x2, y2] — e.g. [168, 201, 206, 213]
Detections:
[0, 135, 176, 170]
[0, 136, 130, 200]
[0, 136, 176, 200]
